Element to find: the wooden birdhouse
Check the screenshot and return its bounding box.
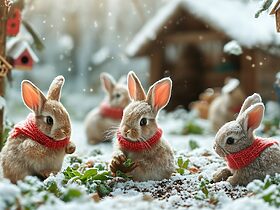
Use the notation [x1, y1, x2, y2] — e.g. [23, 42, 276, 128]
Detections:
[0, 56, 12, 77]
[6, 38, 39, 70]
[6, 8, 21, 36]
[270, 0, 280, 32]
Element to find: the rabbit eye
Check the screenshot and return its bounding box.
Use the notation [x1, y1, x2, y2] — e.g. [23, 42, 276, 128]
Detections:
[115, 93, 121, 98]
[226, 137, 234, 145]
[140, 118, 147, 126]
[46, 116, 53, 125]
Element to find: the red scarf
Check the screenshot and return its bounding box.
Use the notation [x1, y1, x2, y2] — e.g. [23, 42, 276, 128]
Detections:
[100, 103, 123, 120]
[10, 113, 70, 149]
[225, 138, 279, 170]
[117, 128, 163, 152]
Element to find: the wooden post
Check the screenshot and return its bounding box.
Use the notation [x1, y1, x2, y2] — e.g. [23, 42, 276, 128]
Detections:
[0, 0, 9, 147]
[149, 48, 163, 84]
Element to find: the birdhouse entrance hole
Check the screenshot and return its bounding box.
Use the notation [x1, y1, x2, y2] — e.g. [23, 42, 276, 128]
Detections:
[21, 56, 29, 64]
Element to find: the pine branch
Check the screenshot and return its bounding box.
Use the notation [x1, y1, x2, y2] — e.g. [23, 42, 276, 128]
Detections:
[22, 20, 45, 51]
[255, 0, 273, 18]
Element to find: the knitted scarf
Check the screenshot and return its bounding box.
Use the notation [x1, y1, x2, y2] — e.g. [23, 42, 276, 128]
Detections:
[100, 103, 123, 120]
[117, 128, 162, 152]
[10, 113, 70, 149]
[225, 138, 278, 170]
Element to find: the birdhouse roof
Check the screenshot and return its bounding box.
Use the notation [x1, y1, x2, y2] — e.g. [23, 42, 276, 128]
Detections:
[6, 37, 39, 62]
[126, 0, 280, 57]
[270, 0, 280, 15]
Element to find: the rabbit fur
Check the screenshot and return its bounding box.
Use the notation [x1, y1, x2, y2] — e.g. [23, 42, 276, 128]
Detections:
[84, 73, 130, 145]
[1, 76, 75, 183]
[213, 93, 280, 186]
[110, 71, 175, 181]
[209, 78, 246, 131]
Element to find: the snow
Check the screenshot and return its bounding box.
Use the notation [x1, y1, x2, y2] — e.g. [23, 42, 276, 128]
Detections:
[0, 180, 20, 209]
[0, 96, 5, 110]
[222, 78, 240, 94]
[126, 0, 280, 57]
[224, 40, 243, 56]
[220, 197, 278, 210]
[0, 107, 280, 209]
[91, 47, 111, 66]
[58, 35, 74, 52]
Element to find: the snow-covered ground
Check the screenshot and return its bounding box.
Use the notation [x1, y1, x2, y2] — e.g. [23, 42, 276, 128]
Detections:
[1, 108, 280, 210]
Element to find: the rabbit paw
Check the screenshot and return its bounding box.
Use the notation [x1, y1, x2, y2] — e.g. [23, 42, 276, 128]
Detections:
[213, 167, 232, 183]
[66, 142, 76, 154]
[227, 176, 239, 186]
[38, 170, 53, 180]
[110, 154, 138, 175]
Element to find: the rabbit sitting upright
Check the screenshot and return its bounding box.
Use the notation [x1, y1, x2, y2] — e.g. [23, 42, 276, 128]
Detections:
[84, 73, 130, 145]
[1, 76, 76, 183]
[109, 71, 175, 181]
[213, 93, 280, 186]
[209, 78, 246, 131]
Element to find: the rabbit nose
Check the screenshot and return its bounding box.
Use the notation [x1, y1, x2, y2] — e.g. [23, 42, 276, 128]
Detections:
[61, 127, 70, 136]
[125, 129, 131, 135]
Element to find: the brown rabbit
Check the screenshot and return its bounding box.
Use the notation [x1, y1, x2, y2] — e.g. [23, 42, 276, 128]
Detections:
[109, 71, 175, 181]
[84, 72, 130, 145]
[209, 78, 246, 131]
[1, 76, 76, 183]
[213, 93, 280, 186]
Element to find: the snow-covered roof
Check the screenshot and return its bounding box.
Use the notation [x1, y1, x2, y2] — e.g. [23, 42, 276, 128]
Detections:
[6, 37, 39, 62]
[126, 0, 280, 57]
[270, 0, 280, 14]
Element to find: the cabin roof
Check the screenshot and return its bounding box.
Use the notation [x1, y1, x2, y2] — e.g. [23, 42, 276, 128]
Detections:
[270, 0, 280, 15]
[126, 0, 280, 57]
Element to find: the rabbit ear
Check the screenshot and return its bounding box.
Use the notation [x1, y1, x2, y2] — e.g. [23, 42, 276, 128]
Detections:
[238, 93, 262, 117]
[21, 80, 46, 114]
[238, 103, 264, 132]
[47, 75, 65, 101]
[100, 72, 116, 94]
[127, 71, 146, 101]
[146, 77, 172, 113]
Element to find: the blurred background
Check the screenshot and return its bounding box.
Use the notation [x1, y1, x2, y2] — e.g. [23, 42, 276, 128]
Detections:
[6, 0, 170, 119]
[3, 0, 280, 122]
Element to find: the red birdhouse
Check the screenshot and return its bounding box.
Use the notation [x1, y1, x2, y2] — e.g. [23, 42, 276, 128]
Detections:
[6, 8, 21, 36]
[6, 38, 39, 70]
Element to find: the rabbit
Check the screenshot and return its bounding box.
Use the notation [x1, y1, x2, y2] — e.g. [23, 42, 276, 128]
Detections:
[189, 88, 219, 119]
[212, 93, 280, 186]
[84, 72, 130, 145]
[109, 71, 175, 181]
[1, 75, 76, 183]
[209, 78, 246, 131]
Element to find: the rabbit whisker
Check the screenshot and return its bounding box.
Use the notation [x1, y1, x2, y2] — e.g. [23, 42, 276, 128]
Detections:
[217, 144, 240, 169]
[103, 126, 119, 141]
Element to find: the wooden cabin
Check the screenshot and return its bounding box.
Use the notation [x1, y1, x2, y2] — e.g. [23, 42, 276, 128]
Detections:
[270, 0, 280, 32]
[126, 0, 280, 109]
